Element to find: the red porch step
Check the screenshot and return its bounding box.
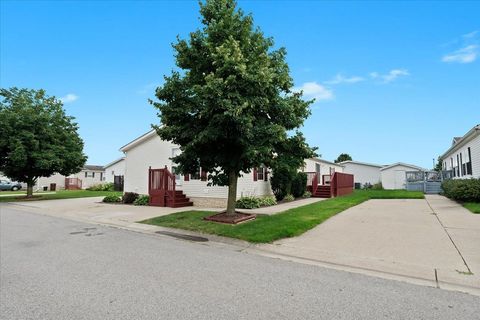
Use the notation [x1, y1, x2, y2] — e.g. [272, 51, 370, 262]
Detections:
[313, 185, 331, 198]
[166, 190, 193, 208]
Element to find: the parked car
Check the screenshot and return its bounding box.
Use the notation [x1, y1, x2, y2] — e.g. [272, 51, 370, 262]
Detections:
[0, 179, 23, 191]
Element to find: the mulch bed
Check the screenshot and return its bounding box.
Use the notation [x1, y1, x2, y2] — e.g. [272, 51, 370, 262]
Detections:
[204, 211, 256, 224]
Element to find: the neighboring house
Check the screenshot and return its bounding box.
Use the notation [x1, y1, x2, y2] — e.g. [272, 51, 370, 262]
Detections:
[35, 165, 105, 190]
[120, 130, 272, 207]
[302, 158, 344, 184]
[340, 160, 383, 186]
[439, 124, 479, 179]
[104, 157, 126, 183]
[380, 163, 425, 190]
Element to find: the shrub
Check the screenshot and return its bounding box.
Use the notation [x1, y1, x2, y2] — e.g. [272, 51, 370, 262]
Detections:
[133, 195, 149, 206]
[371, 182, 383, 190]
[122, 192, 139, 204]
[291, 172, 307, 198]
[284, 194, 295, 201]
[236, 196, 261, 209]
[302, 191, 312, 198]
[87, 183, 114, 191]
[102, 195, 121, 203]
[270, 167, 290, 201]
[258, 195, 277, 207]
[441, 179, 480, 202]
[362, 183, 372, 190]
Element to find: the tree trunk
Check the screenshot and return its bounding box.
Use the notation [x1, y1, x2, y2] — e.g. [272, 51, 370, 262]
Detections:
[226, 171, 238, 216]
[26, 183, 33, 197]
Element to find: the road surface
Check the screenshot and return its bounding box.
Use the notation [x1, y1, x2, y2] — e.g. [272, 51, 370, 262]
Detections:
[1, 205, 479, 319]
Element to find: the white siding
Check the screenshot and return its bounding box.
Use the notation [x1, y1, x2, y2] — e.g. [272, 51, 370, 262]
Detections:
[342, 163, 381, 186]
[34, 169, 105, 190]
[302, 158, 344, 183]
[442, 135, 480, 179]
[123, 135, 272, 199]
[104, 159, 126, 183]
[381, 165, 421, 190]
[36, 173, 66, 190]
[74, 170, 105, 189]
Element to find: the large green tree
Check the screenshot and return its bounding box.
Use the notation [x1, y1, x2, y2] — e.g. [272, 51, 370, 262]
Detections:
[0, 88, 87, 196]
[151, 0, 314, 215]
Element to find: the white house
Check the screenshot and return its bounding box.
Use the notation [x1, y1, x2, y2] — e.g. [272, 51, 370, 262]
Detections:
[35, 165, 105, 190]
[440, 124, 479, 179]
[104, 157, 126, 183]
[340, 160, 383, 186]
[302, 158, 344, 184]
[120, 130, 272, 207]
[380, 162, 425, 190]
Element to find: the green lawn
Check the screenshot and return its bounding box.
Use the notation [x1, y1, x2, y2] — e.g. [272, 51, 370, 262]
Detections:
[463, 202, 480, 214]
[140, 189, 424, 243]
[0, 190, 122, 202]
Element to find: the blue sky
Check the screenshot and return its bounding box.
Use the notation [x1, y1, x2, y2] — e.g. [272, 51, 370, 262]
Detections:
[1, 1, 479, 168]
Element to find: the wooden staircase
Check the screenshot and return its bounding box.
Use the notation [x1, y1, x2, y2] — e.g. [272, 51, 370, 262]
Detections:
[167, 190, 193, 208]
[313, 185, 331, 198]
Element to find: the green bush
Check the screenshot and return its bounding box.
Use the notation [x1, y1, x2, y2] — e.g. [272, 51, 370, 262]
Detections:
[372, 182, 383, 190]
[258, 195, 277, 207]
[87, 183, 114, 191]
[284, 194, 295, 201]
[236, 195, 277, 209]
[236, 196, 261, 209]
[291, 172, 307, 198]
[441, 179, 480, 202]
[302, 191, 312, 198]
[270, 167, 290, 201]
[122, 192, 139, 204]
[102, 195, 121, 203]
[133, 195, 149, 206]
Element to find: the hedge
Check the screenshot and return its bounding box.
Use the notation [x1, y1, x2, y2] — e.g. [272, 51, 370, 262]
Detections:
[441, 178, 480, 202]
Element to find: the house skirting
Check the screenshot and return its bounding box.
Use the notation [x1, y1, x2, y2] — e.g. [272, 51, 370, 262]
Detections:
[190, 197, 227, 208]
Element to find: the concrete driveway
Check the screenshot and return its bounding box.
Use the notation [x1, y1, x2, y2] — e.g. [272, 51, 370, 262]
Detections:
[252, 195, 480, 293]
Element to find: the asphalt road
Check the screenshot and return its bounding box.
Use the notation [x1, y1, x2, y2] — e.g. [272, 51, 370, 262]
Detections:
[1, 205, 479, 320]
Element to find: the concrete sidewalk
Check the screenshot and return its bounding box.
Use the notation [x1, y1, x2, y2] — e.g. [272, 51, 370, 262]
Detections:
[249, 196, 480, 294]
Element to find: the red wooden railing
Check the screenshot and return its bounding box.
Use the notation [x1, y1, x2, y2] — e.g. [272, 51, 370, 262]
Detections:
[330, 172, 354, 197]
[306, 172, 319, 195]
[148, 166, 176, 207]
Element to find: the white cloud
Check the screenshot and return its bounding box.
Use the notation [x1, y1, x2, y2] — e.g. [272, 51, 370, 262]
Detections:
[442, 45, 478, 64]
[60, 94, 78, 104]
[324, 74, 365, 85]
[295, 82, 334, 101]
[370, 69, 409, 83]
[463, 30, 478, 39]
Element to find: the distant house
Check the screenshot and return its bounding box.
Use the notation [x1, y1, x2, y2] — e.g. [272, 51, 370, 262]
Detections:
[35, 165, 105, 190]
[104, 157, 125, 183]
[340, 160, 383, 186]
[380, 163, 425, 190]
[440, 124, 479, 179]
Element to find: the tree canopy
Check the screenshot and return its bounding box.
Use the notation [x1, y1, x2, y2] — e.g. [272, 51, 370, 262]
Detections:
[151, 0, 315, 215]
[334, 153, 353, 163]
[0, 87, 87, 195]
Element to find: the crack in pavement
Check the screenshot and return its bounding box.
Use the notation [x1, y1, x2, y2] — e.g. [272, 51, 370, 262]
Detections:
[425, 197, 472, 274]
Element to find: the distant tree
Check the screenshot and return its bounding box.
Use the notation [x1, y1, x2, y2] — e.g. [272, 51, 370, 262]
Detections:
[334, 153, 352, 163]
[151, 0, 315, 215]
[434, 157, 443, 172]
[0, 88, 87, 196]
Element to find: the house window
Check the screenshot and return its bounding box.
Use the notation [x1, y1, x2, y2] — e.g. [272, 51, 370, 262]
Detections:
[253, 166, 267, 181]
[467, 147, 473, 175]
[257, 167, 264, 181]
[85, 171, 95, 178]
[85, 172, 88, 178]
[460, 153, 464, 176]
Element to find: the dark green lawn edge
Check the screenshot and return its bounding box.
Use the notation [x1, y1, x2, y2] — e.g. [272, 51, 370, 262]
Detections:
[0, 190, 122, 202]
[463, 202, 480, 214]
[140, 190, 424, 243]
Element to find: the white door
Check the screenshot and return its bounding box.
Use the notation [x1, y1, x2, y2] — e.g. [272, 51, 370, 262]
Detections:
[171, 148, 182, 186]
[394, 170, 405, 189]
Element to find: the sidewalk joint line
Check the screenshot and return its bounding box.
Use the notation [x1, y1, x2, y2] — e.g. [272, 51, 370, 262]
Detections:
[425, 197, 472, 274]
